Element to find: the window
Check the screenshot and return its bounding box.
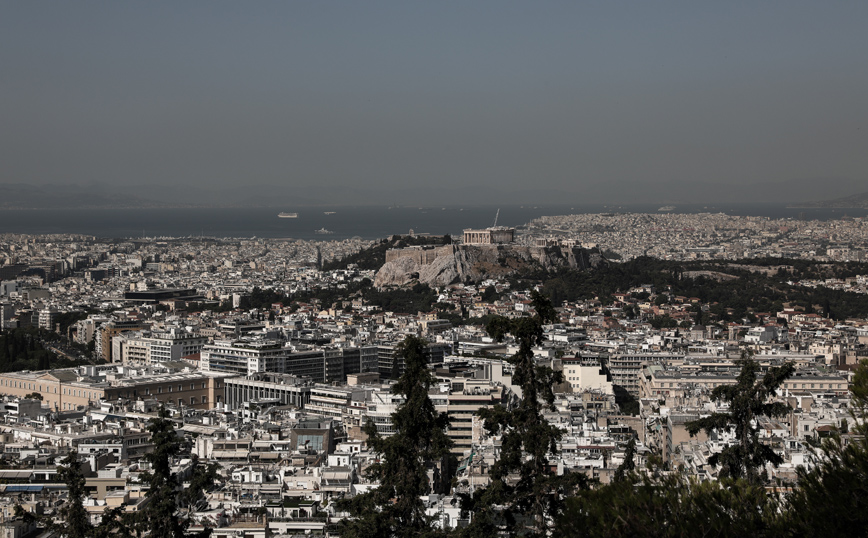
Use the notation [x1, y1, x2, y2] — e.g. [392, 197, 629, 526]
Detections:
[202, 382, 206, 389]
[190, 397, 196, 406]
[191, 383, 195, 391]
[158, 387, 163, 394]
[202, 396, 207, 404]
[178, 384, 183, 392]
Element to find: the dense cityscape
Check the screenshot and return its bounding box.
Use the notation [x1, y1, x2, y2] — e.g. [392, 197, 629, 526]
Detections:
[0, 210, 865, 536]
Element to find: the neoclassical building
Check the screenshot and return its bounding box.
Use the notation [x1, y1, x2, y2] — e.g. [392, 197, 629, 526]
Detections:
[462, 227, 515, 245]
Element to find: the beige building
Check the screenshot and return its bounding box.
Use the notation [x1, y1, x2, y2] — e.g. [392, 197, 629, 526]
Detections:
[462, 227, 515, 245]
[0, 368, 233, 412]
[0, 369, 105, 411]
[432, 379, 506, 455]
[103, 371, 232, 410]
[99, 319, 148, 362]
[640, 364, 849, 406]
[562, 357, 614, 395]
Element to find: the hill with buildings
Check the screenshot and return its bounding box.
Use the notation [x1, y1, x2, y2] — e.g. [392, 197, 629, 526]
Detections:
[374, 243, 603, 287]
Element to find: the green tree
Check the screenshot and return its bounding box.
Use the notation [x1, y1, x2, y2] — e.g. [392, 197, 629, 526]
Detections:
[130, 407, 201, 538]
[461, 291, 587, 536]
[613, 437, 636, 483]
[780, 359, 868, 536]
[180, 456, 219, 515]
[338, 336, 452, 538]
[685, 351, 794, 483]
[93, 506, 134, 538]
[557, 474, 779, 538]
[54, 450, 93, 538]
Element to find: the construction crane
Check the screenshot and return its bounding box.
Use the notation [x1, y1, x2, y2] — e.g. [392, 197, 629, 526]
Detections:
[493, 208, 500, 228]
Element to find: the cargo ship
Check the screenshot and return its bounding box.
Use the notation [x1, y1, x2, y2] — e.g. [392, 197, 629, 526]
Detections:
[314, 228, 334, 234]
[278, 212, 298, 218]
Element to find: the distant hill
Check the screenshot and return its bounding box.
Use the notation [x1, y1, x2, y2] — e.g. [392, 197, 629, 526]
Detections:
[789, 191, 868, 209]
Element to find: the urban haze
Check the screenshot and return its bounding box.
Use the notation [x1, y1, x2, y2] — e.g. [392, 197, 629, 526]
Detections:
[1, 3, 868, 538]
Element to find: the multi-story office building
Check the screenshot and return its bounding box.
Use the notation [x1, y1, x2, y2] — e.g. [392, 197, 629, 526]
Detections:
[376, 341, 451, 379]
[606, 352, 682, 397]
[117, 328, 208, 365]
[305, 385, 368, 420]
[201, 339, 378, 383]
[99, 320, 149, 362]
[200, 340, 291, 376]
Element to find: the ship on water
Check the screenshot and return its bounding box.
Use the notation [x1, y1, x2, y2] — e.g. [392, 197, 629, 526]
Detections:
[278, 212, 298, 218]
[657, 206, 676, 212]
[324, 211, 336, 215]
[314, 228, 334, 234]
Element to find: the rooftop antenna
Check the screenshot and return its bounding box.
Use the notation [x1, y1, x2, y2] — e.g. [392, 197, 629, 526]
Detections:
[492, 208, 500, 228]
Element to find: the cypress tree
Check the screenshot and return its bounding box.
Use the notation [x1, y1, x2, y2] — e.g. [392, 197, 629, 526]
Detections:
[55, 450, 93, 538]
[460, 291, 588, 536]
[339, 336, 452, 538]
[132, 407, 187, 537]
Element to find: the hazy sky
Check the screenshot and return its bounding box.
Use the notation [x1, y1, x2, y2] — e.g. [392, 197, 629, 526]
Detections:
[2, 2, 867, 200]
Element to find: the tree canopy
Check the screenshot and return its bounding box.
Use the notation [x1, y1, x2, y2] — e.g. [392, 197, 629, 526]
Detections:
[685, 351, 794, 483]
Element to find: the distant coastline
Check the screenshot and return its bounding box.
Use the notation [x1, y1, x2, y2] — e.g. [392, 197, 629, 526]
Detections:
[787, 191, 868, 210]
[1, 204, 867, 241]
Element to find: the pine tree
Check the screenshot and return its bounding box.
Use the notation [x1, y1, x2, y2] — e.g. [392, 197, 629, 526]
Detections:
[780, 358, 868, 536]
[461, 291, 587, 536]
[685, 350, 794, 483]
[338, 336, 452, 538]
[557, 474, 779, 538]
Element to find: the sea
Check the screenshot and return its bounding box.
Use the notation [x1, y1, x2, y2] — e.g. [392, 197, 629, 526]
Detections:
[1, 203, 866, 241]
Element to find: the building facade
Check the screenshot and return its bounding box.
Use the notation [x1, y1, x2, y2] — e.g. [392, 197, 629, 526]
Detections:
[462, 227, 515, 245]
